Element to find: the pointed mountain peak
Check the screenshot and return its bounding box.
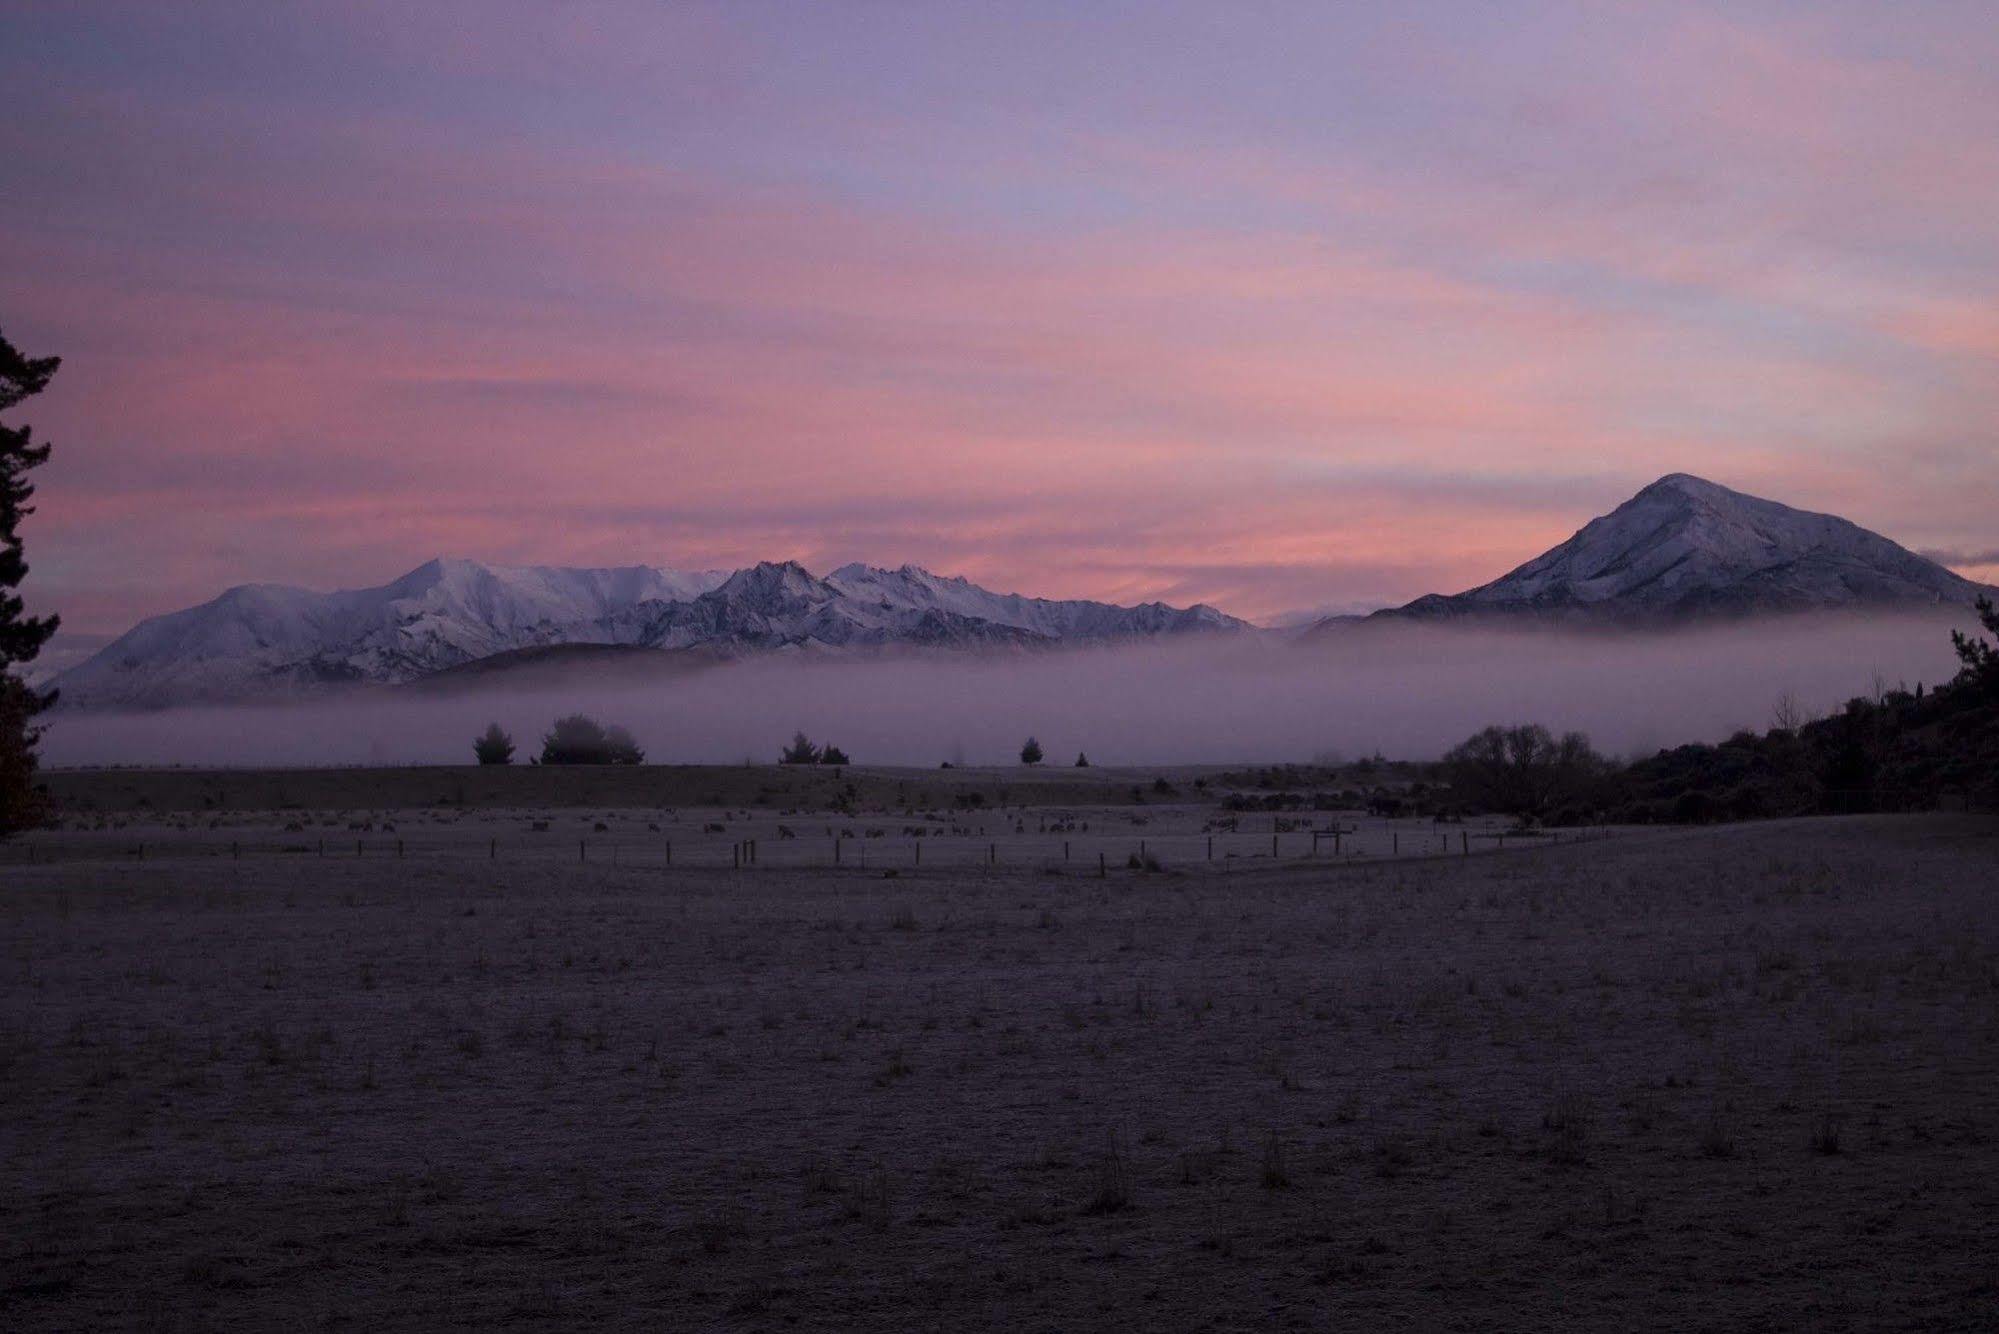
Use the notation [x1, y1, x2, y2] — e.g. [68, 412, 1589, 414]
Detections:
[1638, 472, 1725, 496]
[379, 556, 494, 596]
[1372, 474, 1984, 624]
[1624, 473, 1754, 511]
[716, 560, 826, 598]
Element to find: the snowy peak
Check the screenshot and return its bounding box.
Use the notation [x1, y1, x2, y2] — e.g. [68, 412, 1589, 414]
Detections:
[55, 558, 731, 709]
[56, 556, 1248, 709]
[823, 562, 1249, 640]
[713, 560, 834, 607]
[1377, 474, 1987, 625]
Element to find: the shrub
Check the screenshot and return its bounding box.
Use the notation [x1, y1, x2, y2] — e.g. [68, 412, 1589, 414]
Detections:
[780, 731, 821, 765]
[821, 744, 851, 766]
[1673, 790, 1718, 824]
[540, 714, 644, 765]
[472, 722, 515, 766]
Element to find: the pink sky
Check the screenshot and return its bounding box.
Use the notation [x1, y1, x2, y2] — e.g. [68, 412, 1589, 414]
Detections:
[3, 1, 1996, 633]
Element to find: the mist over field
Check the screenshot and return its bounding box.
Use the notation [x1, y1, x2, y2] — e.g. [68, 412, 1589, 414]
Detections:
[39, 614, 1970, 769]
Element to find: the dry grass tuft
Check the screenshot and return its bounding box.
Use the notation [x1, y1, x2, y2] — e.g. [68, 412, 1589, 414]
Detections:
[1082, 1131, 1133, 1215]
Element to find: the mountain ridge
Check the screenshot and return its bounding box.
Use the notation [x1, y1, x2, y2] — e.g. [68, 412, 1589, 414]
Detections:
[54, 557, 1251, 709]
[52, 474, 1993, 709]
[1346, 473, 1988, 629]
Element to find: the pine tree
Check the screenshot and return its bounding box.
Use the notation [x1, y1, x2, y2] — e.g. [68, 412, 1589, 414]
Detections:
[1020, 736, 1043, 766]
[473, 722, 515, 765]
[0, 330, 61, 835]
[1951, 595, 1999, 696]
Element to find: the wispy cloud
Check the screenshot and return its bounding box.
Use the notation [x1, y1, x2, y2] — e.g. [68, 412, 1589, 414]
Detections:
[4, 1, 1995, 630]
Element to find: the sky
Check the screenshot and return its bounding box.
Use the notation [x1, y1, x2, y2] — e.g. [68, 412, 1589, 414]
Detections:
[3, 0, 1996, 635]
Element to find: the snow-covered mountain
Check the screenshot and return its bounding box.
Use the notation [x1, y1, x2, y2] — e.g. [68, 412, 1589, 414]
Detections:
[825, 563, 1243, 642]
[56, 474, 1983, 709]
[55, 558, 1248, 709]
[1362, 473, 1989, 626]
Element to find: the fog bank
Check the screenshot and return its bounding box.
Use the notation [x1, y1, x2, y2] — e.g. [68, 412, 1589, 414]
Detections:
[41, 615, 1972, 769]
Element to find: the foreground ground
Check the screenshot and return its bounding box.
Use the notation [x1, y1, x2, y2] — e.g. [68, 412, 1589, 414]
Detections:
[2, 813, 1995, 1330]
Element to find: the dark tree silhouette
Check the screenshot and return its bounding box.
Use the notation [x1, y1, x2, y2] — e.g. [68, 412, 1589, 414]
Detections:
[1020, 736, 1043, 766]
[0, 330, 61, 836]
[541, 714, 644, 765]
[473, 722, 515, 765]
[1444, 724, 1606, 821]
[1952, 595, 1999, 696]
[603, 724, 644, 765]
[1074, 751, 1090, 767]
[820, 743, 851, 766]
[781, 730, 821, 765]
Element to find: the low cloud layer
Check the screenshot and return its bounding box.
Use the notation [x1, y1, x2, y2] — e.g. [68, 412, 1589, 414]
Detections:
[42, 615, 1972, 771]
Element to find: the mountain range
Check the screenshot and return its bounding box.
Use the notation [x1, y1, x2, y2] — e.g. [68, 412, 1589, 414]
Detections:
[52, 557, 1246, 709]
[51, 474, 1992, 709]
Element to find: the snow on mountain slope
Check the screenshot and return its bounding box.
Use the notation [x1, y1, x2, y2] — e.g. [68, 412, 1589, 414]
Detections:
[55, 558, 1246, 709]
[631, 562, 1055, 652]
[826, 563, 1247, 640]
[66, 474, 1965, 710]
[55, 559, 729, 709]
[1369, 474, 1988, 625]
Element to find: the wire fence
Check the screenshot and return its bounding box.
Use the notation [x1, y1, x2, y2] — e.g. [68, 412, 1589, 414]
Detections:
[0, 823, 1621, 874]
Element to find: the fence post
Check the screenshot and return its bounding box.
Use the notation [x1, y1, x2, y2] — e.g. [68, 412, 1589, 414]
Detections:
[665, 840, 672, 866]
[1098, 851, 1106, 878]
[397, 839, 404, 859]
[231, 841, 239, 860]
[733, 843, 741, 870]
[318, 839, 324, 858]
[489, 838, 496, 860]
[1392, 831, 1398, 856]
[579, 839, 586, 863]
[915, 841, 921, 867]
[1335, 829, 1342, 855]
[1207, 836, 1213, 861]
[834, 839, 841, 866]
[988, 842, 996, 866]
[357, 839, 363, 857]
[1272, 832, 1278, 858]
[1461, 831, 1468, 856]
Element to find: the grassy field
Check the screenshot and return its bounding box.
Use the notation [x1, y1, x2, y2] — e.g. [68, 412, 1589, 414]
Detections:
[2, 809, 1995, 1330]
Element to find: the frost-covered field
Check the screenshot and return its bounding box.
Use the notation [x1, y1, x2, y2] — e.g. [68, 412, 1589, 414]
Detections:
[3, 812, 1995, 1330]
